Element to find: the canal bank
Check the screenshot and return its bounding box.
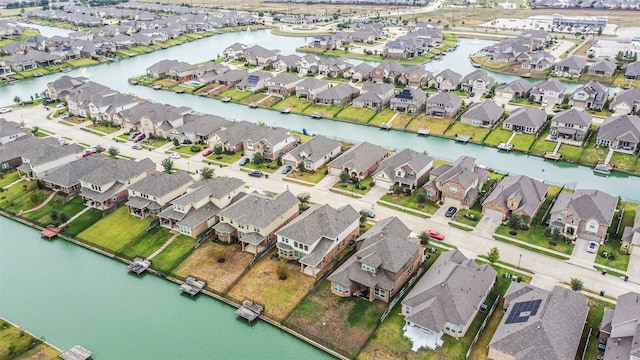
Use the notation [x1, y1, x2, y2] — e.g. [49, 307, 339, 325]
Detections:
[0, 213, 336, 359]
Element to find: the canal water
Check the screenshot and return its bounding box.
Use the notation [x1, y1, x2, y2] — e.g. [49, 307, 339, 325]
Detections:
[2, 26, 639, 200]
[0, 216, 333, 359]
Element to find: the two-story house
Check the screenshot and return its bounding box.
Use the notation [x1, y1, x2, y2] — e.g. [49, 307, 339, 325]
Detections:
[267, 72, 303, 98]
[482, 175, 549, 224]
[243, 44, 280, 66]
[530, 78, 567, 105]
[213, 191, 299, 254]
[549, 188, 618, 242]
[317, 58, 352, 78]
[315, 83, 360, 106]
[495, 79, 533, 102]
[372, 148, 433, 192]
[621, 205, 640, 255]
[17, 142, 83, 180]
[126, 171, 194, 218]
[599, 292, 640, 360]
[0, 119, 29, 145]
[428, 69, 462, 91]
[276, 204, 360, 276]
[235, 71, 272, 93]
[281, 135, 341, 171]
[569, 80, 608, 110]
[521, 50, 556, 71]
[390, 87, 427, 113]
[243, 126, 299, 161]
[425, 92, 462, 118]
[609, 88, 640, 115]
[371, 60, 405, 84]
[596, 114, 640, 153]
[327, 141, 388, 180]
[352, 83, 395, 111]
[158, 177, 245, 238]
[549, 109, 592, 144]
[42, 154, 112, 195]
[423, 156, 489, 209]
[460, 69, 495, 95]
[295, 77, 329, 100]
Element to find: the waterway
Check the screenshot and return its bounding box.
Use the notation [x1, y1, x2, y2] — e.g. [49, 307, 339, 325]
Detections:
[0, 216, 333, 359]
[2, 25, 640, 201]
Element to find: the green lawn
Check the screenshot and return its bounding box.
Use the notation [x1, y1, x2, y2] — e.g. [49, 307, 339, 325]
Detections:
[529, 130, 558, 155]
[0, 187, 48, 215]
[390, 113, 414, 130]
[406, 114, 452, 135]
[63, 58, 99, 67]
[23, 196, 85, 226]
[484, 129, 536, 151]
[495, 225, 574, 255]
[0, 317, 59, 360]
[87, 123, 119, 134]
[301, 104, 344, 118]
[559, 142, 585, 162]
[610, 151, 638, 173]
[286, 166, 328, 184]
[444, 122, 492, 142]
[206, 151, 243, 165]
[272, 96, 312, 113]
[484, 128, 513, 146]
[121, 226, 174, 260]
[238, 93, 270, 105]
[453, 208, 483, 227]
[0, 171, 20, 188]
[217, 88, 252, 101]
[595, 239, 630, 271]
[368, 108, 396, 126]
[64, 208, 103, 237]
[152, 235, 196, 273]
[243, 160, 278, 173]
[380, 194, 439, 215]
[171, 144, 205, 156]
[332, 176, 374, 196]
[335, 107, 377, 123]
[578, 134, 609, 166]
[77, 207, 152, 252]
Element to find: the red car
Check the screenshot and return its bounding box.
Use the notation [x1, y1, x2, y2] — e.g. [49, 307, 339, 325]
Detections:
[82, 149, 96, 157]
[426, 229, 445, 241]
[202, 149, 213, 157]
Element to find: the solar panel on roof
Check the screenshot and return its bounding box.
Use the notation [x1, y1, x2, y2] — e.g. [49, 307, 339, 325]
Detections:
[505, 299, 542, 324]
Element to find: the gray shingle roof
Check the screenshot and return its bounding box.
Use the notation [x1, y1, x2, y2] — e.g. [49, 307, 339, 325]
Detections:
[128, 170, 193, 198]
[489, 284, 589, 360]
[551, 109, 592, 127]
[554, 55, 587, 70]
[551, 189, 618, 225]
[610, 88, 640, 111]
[496, 79, 534, 94]
[461, 99, 504, 123]
[504, 107, 547, 129]
[316, 83, 359, 101]
[172, 177, 244, 206]
[0, 119, 26, 140]
[177, 114, 231, 136]
[217, 190, 298, 228]
[482, 175, 549, 219]
[276, 203, 359, 246]
[43, 154, 112, 188]
[22, 142, 82, 166]
[426, 91, 461, 107]
[532, 78, 567, 95]
[372, 148, 433, 184]
[432, 156, 488, 191]
[589, 59, 617, 74]
[80, 157, 155, 186]
[402, 250, 496, 333]
[284, 135, 340, 163]
[296, 77, 328, 90]
[597, 114, 640, 144]
[328, 141, 388, 175]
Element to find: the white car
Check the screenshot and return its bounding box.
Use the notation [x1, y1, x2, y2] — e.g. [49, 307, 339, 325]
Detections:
[0, 107, 11, 114]
[587, 241, 599, 254]
[132, 144, 143, 150]
[169, 152, 181, 159]
[58, 139, 69, 146]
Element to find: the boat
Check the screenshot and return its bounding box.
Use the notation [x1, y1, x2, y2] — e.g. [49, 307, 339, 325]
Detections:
[152, 85, 162, 90]
[311, 111, 323, 119]
[3, 77, 19, 84]
[221, 96, 232, 102]
[417, 128, 430, 136]
[280, 107, 291, 114]
[249, 103, 258, 108]
[497, 143, 513, 151]
[380, 122, 392, 130]
[60, 67, 71, 72]
[455, 134, 470, 143]
[33, 72, 43, 77]
[593, 165, 612, 175]
[521, 72, 531, 78]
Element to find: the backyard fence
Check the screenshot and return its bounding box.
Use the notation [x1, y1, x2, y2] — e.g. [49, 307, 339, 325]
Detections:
[465, 295, 501, 359]
[380, 267, 425, 322]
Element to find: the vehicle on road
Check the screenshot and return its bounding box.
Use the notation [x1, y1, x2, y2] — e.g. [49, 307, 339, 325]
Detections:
[281, 165, 292, 174]
[0, 108, 11, 114]
[169, 152, 181, 159]
[587, 241, 599, 254]
[128, 132, 141, 141]
[248, 170, 263, 178]
[360, 209, 375, 218]
[202, 149, 213, 157]
[132, 144, 143, 150]
[445, 206, 457, 218]
[426, 229, 445, 240]
[82, 149, 96, 157]
[239, 157, 250, 166]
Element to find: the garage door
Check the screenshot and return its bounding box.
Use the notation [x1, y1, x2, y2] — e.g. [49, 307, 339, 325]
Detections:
[443, 197, 462, 208]
[483, 209, 504, 220]
[632, 246, 640, 257]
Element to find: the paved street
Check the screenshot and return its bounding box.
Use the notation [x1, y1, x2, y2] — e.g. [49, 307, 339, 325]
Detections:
[5, 105, 640, 299]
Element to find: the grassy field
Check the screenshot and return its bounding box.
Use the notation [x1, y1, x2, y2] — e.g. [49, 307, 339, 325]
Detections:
[609, 151, 639, 173]
[227, 249, 315, 320]
[77, 207, 153, 252]
[0, 171, 20, 188]
[495, 225, 574, 255]
[206, 151, 244, 165]
[175, 241, 253, 293]
[444, 122, 492, 142]
[286, 166, 329, 184]
[151, 235, 196, 273]
[336, 106, 377, 123]
[272, 96, 312, 113]
[333, 176, 374, 196]
[23, 196, 86, 226]
[595, 239, 630, 271]
[0, 318, 59, 360]
[302, 104, 344, 118]
[284, 281, 387, 359]
[406, 114, 452, 135]
[64, 208, 103, 236]
[369, 108, 396, 126]
[120, 226, 174, 259]
[380, 193, 439, 215]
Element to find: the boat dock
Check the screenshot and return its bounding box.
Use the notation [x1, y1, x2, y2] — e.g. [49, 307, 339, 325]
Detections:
[127, 257, 151, 275]
[221, 96, 231, 102]
[249, 103, 258, 108]
[60, 345, 92, 360]
[40, 225, 62, 239]
[236, 300, 263, 322]
[497, 143, 513, 151]
[455, 134, 470, 143]
[279, 107, 291, 114]
[179, 277, 206, 296]
[311, 111, 323, 119]
[544, 140, 563, 160]
[417, 128, 430, 136]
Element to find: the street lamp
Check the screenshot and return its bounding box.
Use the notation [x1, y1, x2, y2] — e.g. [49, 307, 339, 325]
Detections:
[518, 254, 522, 269]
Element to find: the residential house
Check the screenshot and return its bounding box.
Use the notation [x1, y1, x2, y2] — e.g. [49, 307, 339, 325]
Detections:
[599, 292, 640, 360]
[215, 69, 249, 87]
[0, 136, 46, 173]
[235, 71, 272, 93]
[530, 78, 567, 105]
[569, 80, 608, 110]
[17, 142, 83, 180]
[243, 125, 299, 161]
[208, 121, 257, 153]
[317, 58, 352, 78]
[328, 141, 388, 180]
[0, 119, 28, 145]
[65, 81, 117, 118]
[195, 62, 229, 84]
[214, 191, 299, 254]
[88, 93, 139, 122]
[158, 177, 245, 238]
[328, 217, 424, 302]
[126, 171, 194, 218]
[402, 250, 496, 351]
[460, 69, 495, 95]
[482, 175, 549, 223]
[46, 75, 86, 101]
[425, 92, 462, 118]
[276, 204, 360, 276]
[135, 103, 191, 137]
[243, 44, 280, 66]
[552, 56, 587, 77]
[80, 157, 156, 210]
[146, 59, 180, 78]
[549, 109, 592, 143]
[171, 114, 231, 144]
[295, 77, 329, 100]
[391, 87, 427, 114]
[371, 60, 406, 84]
[42, 154, 112, 195]
[281, 135, 341, 171]
[273, 54, 300, 72]
[382, 39, 423, 59]
[296, 54, 319, 75]
[609, 88, 640, 115]
[223, 42, 247, 61]
[423, 156, 489, 208]
[460, 99, 504, 128]
[352, 82, 395, 111]
[345, 63, 374, 82]
[588, 59, 617, 76]
[167, 61, 197, 82]
[548, 189, 618, 242]
[502, 107, 547, 134]
[624, 60, 640, 79]
[596, 114, 640, 153]
[521, 51, 555, 71]
[621, 206, 640, 254]
[429, 69, 462, 91]
[400, 66, 433, 88]
[495, 79, 533, 102]
[489, 283, 589, 360]
[267, 72, 302, 97]
[315, 83, 360, 106]
[372, 148, 433, 191]
[4, 49, 61, 71]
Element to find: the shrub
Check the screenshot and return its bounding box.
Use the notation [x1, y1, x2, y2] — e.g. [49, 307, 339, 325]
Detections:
[548, 241, 557, 246]
[190, 145, 201, 152]
[276, 260, 288, 280]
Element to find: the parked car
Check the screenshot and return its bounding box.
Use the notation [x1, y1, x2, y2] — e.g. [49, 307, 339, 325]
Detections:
[202, 149, 213, 157]
[281, 165, 292, 174]
[169, 152, 181, 159]
[426, 229, 445, 241]
[128, 132, 141, 141]
[82, 149, 96, 157]
[239, 157, 250, 166]
[360, 209, 375, 218]
[133, 133, 146, 143]
[0, 107, 11, 114]
[132, 144, 143, 150]
[56, 103, 65, 108]
[248, 170, 263, 178]
[58, 138, 69, 146]
[445, 206, 457, 218]
[587, 241, 599, 254]
[43, 99, 55, 105]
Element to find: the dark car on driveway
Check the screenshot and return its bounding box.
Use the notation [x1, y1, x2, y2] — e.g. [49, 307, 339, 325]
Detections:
[445, 206, 457, 218]
[281, 165, 292, 174]
[239, 157, 250, 166]
[248, 170, 263, 178]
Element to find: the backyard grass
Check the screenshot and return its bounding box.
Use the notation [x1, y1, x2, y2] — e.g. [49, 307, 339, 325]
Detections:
[609, 151, 638, 173]
[120, 226, 174, 260]
[368, 108, 396, 126]
[63, 58, 100, 67]
[64, 208, 103, 236]
[151, 235, 196, 273]
[594, 239, 630, 272]
[529, 131, 558, 155]
[0, 188, 49, 215]
[286, 166, 328, 184]
[206, 151, 243, 165]
[0, 171, 20, 188]
[284, 281, 387, 359]
[227, 250, 315, 320]
[152, 78, 179, 89]
[301, 104, 344, 118]
[613, 73, 640, 88]
[578, 135, 609, 166]
[390, 113, 414, 130]
[495, 225, 574, 255]
[272, 96, 312, 113]
[175, 241, 253, 293]
[444, 122, 492, 142]
[77, 207, 152, 252]
[557, 142, 584, 162]
[0, 318, 60, 360]
[581, 298, 613, 360]
[22, 196, 85, 227]
[0, 182, 36, 210]
[405, 114, 452, 135]
[379, 194, 439, 215]
[484, 129, 536, 151]
[335, 106, 377, 123]
[237, 92, 270, 105]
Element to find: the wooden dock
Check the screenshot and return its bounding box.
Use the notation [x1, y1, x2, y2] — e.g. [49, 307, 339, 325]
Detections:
[40, 225, 62, 239]
[417, 128, 430, 136]
[543, 151, 563, 160]
[60, 345, 92, 360]
[279, 107, 291, 114]
[127, 257, 151, 275]
[311, 111, 323, 119]
[221, 96, 231, 103]
[236, 300, 263, 322]
[497, 142, 513, 151]
[455, 134, 470, 143]
[179, 277, 206, 296]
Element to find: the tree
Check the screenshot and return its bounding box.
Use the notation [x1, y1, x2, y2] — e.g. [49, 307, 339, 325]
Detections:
[107, 146, 119, 157]
[416, 189, 427, 206]
[252, 153, 266, 165]
[173, 138, 180, 147]
[418, 231, 430, 246]
[276, 259, 289, 280]
[29, 191, 40, 205]
[213, 144, 223, 155]
[30, 126, 39, 134]
[58, 212, 69, 224]
[296, 161, 306, 173]
[359, 211, 368, 225]
[161, 158, 174, 173]
[507, 213, 524, 234]
[339, 171, 350, 184]
[393, 185, 402, 196]
[200, 167, 214, 180]
[570, 278, 583, 292]
[487, 247, 500, 265]
[297, 192, 311, 210]
[551, 227, 563, 242]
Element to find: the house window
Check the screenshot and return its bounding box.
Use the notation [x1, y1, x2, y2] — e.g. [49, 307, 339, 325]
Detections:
[587, 220, 598, 232]
[405, 306, 411, 314]
[374, 288, 386, 297]
[219, 216, 224, 222]
[333, 283, 342, 292]
[254, 226, 260, 232]
[458, 325, 464, 334]
[246, 140, 254, 150]
[449, 186, 458, 194]
[556, 214, 563, 221]
[361, 263, 376, 273]
[179, 226, 191, 235]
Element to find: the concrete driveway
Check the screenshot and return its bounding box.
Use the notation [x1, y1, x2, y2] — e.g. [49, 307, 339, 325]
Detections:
[569, 239, 598, 269]
[473, 212, 502, 237]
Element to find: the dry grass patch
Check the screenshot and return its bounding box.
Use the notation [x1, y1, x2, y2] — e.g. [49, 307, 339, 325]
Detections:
[391, 113, 414, 130]
[175, 241, 252, 293]
[227, 252, 314, 320]
[406, 114, 453, 135]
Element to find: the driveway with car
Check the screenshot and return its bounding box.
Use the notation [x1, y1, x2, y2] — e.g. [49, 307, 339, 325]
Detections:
[569, 238, 599, 268]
